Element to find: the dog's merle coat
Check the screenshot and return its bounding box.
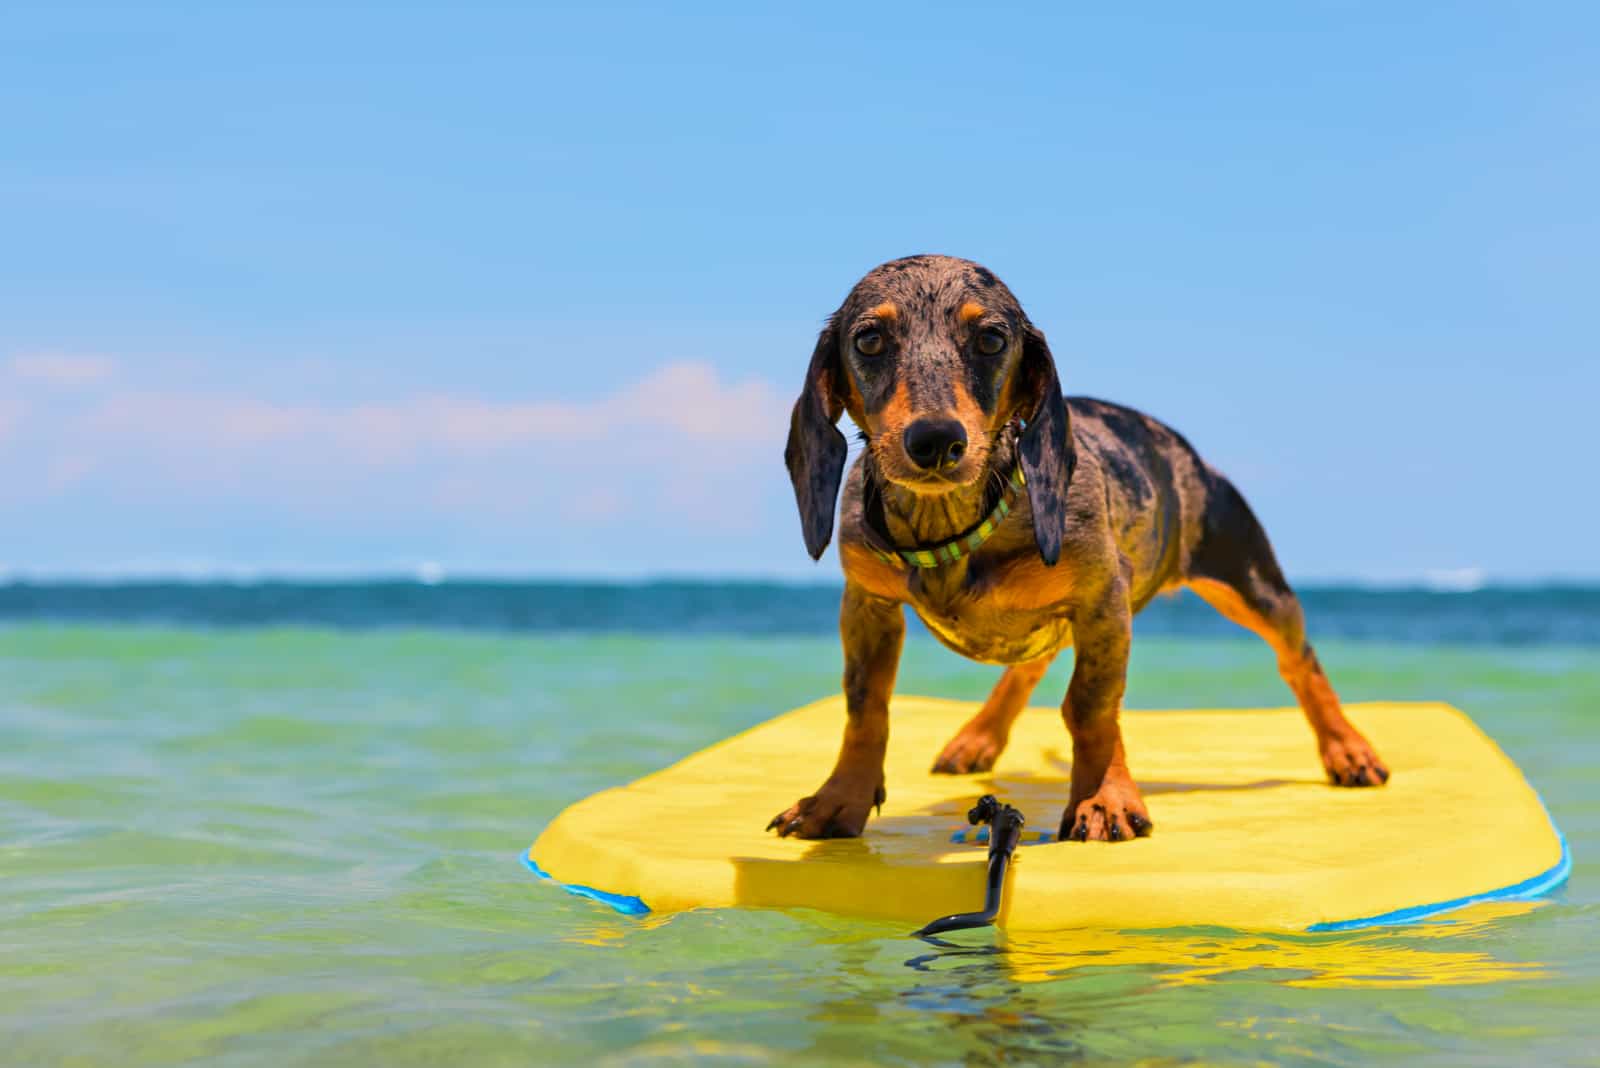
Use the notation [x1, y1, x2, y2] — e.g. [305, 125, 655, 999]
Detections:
[773, 255, 1387, 843]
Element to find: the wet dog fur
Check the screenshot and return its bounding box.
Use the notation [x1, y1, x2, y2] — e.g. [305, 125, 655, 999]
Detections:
[772, 254, 1388, 843]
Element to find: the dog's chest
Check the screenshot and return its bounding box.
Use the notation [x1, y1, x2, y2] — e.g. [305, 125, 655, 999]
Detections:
[907, 575, 1071, 665]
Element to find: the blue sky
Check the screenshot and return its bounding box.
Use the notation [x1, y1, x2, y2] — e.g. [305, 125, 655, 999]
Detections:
[2, 4, 1595, 582]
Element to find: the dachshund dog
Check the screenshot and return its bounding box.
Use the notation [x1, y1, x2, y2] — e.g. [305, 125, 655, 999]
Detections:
[771, 254, 1388, 843]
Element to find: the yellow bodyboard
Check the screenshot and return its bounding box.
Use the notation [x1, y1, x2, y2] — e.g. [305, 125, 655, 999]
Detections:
[527, 698, 1568, 931]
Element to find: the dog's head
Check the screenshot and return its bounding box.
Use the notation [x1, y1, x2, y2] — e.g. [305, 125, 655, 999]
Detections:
[785, 254, 1073, 564]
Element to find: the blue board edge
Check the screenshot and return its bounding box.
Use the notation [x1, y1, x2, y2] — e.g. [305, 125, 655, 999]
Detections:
[523, 804, 1572, 931]
[522, 852, 651, 916]
[1305, 819, 1572, 932]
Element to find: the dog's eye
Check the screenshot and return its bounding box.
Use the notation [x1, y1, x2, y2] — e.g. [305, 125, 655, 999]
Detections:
[976, 328, 1007, 356]
[854, 330, 885, 357]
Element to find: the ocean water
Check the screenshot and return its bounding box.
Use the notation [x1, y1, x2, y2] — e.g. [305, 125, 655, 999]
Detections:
[2, 584, 1598, 1065]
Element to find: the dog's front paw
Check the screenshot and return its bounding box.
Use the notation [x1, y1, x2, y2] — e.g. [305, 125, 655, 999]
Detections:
[931, 720, 1008, 774]
[766, 777, 885, 839]
[1059, 778, 1152, 843]
[1320, 731, 1390, 787]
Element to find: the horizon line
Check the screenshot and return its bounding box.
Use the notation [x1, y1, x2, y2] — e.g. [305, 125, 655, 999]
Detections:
[2, 568, 1597, 593]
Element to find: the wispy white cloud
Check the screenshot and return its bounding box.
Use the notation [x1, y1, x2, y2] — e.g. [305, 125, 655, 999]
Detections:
[6, 352, 117, 387]
[0, 358, 794, 529]
[72, 360, 783, 460]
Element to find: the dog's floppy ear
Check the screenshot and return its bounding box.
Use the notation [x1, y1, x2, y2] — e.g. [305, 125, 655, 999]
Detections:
[1015, 322, 1075, 565]
[785, 317, 850, 560]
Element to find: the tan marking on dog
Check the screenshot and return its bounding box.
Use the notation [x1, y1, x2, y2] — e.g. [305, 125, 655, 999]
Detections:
[872, 301, 899, 322]
[874, 376, 993, 490]
[950, 379, 988, 444]
[950, 379, 984, 421]
[877, 378, 914, 438]
[958, 301, 986, 324]
[841, 366, 868, 427]
[992, 341, 1038, 432]
[994, 365, 1025, 431]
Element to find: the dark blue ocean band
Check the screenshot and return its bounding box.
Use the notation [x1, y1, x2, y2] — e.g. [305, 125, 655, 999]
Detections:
[523, 808, 1572, 930]
[522, 853, 650, 916]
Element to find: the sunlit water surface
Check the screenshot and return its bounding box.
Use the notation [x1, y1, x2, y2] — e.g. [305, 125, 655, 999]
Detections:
[3, 623, 1597, 1065]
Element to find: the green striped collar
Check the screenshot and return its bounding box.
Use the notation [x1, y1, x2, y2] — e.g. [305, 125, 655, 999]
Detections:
[869, 465, 1026, 569]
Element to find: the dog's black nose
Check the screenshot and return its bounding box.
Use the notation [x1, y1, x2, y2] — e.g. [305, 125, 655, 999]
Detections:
[903, 419, 968, 471]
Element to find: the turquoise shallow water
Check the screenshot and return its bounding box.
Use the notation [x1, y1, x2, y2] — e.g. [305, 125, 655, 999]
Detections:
[3, 621, 1598, 1065]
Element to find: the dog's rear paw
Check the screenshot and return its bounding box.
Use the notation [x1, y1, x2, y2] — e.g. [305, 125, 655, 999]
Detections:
[1321, 732, 1390, 787]
[766, 780, 885, 839]
[931, 722, 1007, 775]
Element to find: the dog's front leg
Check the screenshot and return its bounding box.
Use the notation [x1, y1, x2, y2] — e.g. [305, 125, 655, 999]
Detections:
[768, 582, 904, 839]
[1059, 575, 1152, 843]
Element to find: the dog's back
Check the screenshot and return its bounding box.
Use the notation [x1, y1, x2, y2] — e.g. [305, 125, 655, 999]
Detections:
[1066, 396, 1213, 611]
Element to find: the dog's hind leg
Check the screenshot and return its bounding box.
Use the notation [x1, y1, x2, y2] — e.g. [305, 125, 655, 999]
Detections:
[1185, 472, 1388, 787]
[931, 655, 1055, 774]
